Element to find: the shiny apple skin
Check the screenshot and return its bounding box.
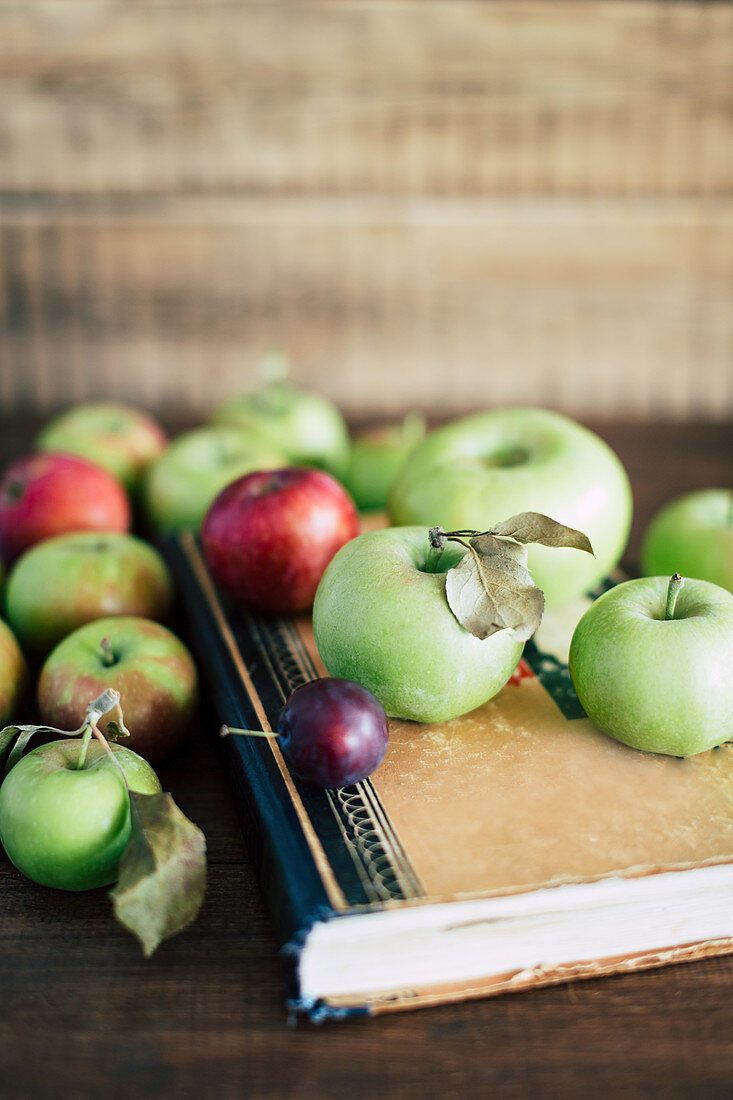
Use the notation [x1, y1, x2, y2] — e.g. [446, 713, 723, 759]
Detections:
[278, 678, 389, 787]
[36, 402, 167, 494]
[0, 740, 161, 891]
[0, 453, 130, 564]
[569, 576, 733, 756]
[38, 617, 198, 764]
[313, 526, 524, 723]
[202, 467, 359, 614]
[6, 531, 174, 654]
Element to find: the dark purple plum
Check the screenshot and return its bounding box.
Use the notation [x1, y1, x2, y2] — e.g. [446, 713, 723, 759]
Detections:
[277, 678, 389, 788]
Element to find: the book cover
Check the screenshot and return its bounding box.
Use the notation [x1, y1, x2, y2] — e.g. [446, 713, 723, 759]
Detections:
[165, 533, 733, 1021]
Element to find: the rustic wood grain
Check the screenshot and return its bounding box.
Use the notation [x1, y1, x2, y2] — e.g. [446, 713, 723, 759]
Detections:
[0, 2, 731, 422]
[1, 2, 730, 197]
[0, 417, 731, 1100]
[1, 196, 731, 419]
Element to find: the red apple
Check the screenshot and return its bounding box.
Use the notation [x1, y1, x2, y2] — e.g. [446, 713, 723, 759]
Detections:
[38, 616, 198, 764]
[201, 467, 358, 614]
[0, 453, 130, 564]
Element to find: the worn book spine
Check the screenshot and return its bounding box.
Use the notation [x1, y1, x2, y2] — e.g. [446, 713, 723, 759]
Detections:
[164, 534, 370, 1020]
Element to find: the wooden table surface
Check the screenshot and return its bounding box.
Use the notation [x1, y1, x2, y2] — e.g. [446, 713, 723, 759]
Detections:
[1, 419, 731, 1099]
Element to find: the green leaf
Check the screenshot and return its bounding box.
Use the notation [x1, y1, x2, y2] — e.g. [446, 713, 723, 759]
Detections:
[488, 512, 595, 556]
[110, 791, 207, 958]
[445, 534, 545, 642]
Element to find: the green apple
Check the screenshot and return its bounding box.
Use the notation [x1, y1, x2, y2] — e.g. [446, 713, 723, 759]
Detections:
[38, 617, 198, 764]
[312, 526, 524, 723]
[0, 739, 160, 890]
[569, 575, 733, 756]
[389, 408, 632, 607]
[5, 532, 174, 655]
[143, 425, 286, 533]
[0, 617, 27, 725]
[211, 379, 350, 478]
[641, 489, 733, 593]
[344, 414, 425, 512]
[37, 402, 167, 493]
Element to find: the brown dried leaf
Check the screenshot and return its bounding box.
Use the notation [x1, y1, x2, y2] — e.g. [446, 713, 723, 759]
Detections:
[445, 534, 545, 642]
[110, 792, 207, 958]
[489, 512, 595, 556]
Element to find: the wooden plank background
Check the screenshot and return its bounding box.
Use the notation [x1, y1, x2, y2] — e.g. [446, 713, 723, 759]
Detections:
[0, 1, 731, 420]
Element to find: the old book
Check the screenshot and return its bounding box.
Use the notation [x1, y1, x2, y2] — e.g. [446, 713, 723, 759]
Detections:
[166, 533, 733, 1021]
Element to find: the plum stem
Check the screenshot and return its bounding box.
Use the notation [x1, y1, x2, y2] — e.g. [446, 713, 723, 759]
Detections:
[76, 724, 93, 770]
[220, 725, 276, 739]
[100, 636, 116, 667]
[665, 573, 684, 620]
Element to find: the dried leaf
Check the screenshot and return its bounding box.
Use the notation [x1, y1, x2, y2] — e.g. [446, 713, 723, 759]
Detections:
[0, 723, 74, 772]
[445, 533, 545, 642]
[104, 720, 130, 743]
[0, 726, 21, 770]
[489, 512, 595, 556]
[440, 512, 593, 641]
[110, 791, 207, 958]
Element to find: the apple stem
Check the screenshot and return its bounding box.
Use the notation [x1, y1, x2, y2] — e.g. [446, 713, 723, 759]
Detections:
[90, 721, 131, 790]
[76, 724, 93, 770]
[100, 636, 116, 667]
[665, 573, 684, 620]
[425, 527, 448, 573]
[220, 725, 276, 740]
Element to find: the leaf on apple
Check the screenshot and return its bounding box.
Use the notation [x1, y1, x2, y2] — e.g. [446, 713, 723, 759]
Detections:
[488, 512, 595, 555]
[438, 513, 595, 641]
[445, 535, 545, 642]
[110, 791, 207, 958]
[0, 722, 74, 773]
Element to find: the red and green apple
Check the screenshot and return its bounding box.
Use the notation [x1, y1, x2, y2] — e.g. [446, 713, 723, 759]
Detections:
[36, 402, 167, 494]
[5, 531, 174, 654]
[0, 617, 28, 725]
[38, 617, 199, 763]
[0, 452, 130, 564]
